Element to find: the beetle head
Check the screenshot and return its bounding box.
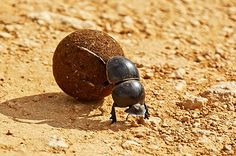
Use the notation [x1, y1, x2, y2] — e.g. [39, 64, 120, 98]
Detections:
[124, 103, 146, 116]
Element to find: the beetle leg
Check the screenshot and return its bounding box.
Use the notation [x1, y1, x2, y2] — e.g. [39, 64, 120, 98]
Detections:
[144, 103, 149, 119]
[110, 103, 117, 123]
[126, 113, 130, 121]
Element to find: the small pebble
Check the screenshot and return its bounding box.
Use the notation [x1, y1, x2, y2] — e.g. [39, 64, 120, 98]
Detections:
[181, 116, 191, 122]
[143, 72, 154, 79]
[149, 117, 162, 127]
[174, 80, 187, 91]
[201, 81, 236, 99]
[123, 16, 134, 25]
[131, 120, 139, 127]
[28, 11, 97, 29]
[232, 120, 236, 127]
[177, 94, 208, 110]
[223, 144, 232, 151]
[48, 136, 68, 148]
[121, 140, 141, 150]
[137, 116, 146, 125]
[0, 32, 12, 38]
[170, 67, 186, 79]
[164, 136, 174, 142]
[5, 25, 15, 32]
[161, 123, 169, 128]
[28, 11, 53, 24]
[197, 136, 217, 152]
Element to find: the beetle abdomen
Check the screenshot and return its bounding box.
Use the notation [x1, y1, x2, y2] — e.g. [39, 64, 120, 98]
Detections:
[112, 80, 145, 107]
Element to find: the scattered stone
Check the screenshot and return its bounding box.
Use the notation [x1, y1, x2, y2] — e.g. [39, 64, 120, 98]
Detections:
[228, 7, 236, 15]
[223, 144, 232, 151]
[148, 144, 160, 150]
[121, 140, 141, 149]
[192, 129, 214, 136]
[181, 116, 191, 122]
[113, 22, 123, 33]
[222, 26, 234, 34]
[28, 11, 97, 29]
[197, 136, 218, 152]
[137, 116, 146, 125]
[28, 11, 53, 24]
[148, 117, 162, 127]
[174, 80, 187, 91]
[195, 55, 205, 62]
[232, 120, 236, 127]
[131, 120, 139, 127]
[177, 94, 208, 110]
[143, 70, 154, 79]
[123, 16, 134, 25]
[193, 122, 201, 128]
[190, 19, 200, 27]
[163, 135, 174, 142]
[0, 32, 12, 38]
[227, 104, 235, 111]
[169, 67, 186, 79]
[200, 82, 236, 109]
[0, 44, 4, 50]
[161, 123, 169, 128]
[48, 136, 68, 148]
[186, 37, 201, 45]
[209, 114, 220, 121]
[18, 38, 40, 48]
[133, 131, 146, 138]
[5, 25, 15, 32]
[201, 82, 236, 102]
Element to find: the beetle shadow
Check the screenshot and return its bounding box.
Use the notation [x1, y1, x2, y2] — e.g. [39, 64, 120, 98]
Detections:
[0, 92, 131, 131]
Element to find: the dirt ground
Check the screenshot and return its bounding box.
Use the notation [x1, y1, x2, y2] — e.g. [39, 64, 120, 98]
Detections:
[0, 0, 236, 155]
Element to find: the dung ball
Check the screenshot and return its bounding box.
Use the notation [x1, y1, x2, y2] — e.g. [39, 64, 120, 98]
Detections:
[53, 29, 124, 101]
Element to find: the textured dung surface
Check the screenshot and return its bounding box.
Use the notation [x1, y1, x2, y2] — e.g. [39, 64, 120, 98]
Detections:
[53, 30, 124, 100]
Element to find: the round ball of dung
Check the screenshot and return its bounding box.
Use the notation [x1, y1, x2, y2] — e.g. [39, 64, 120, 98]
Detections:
[53, 29, 124, 101]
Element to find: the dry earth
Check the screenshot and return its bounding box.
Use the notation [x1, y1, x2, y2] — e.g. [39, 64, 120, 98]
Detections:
[0, 0, 236, 155]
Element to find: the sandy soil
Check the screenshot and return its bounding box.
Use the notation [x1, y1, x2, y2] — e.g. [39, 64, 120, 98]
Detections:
[0, 0, 236, 155]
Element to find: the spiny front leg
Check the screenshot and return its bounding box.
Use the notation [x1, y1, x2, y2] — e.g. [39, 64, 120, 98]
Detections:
[144, 103, 149, 119]
[126, 113, 130, 121]
[110, 103, 117, 124]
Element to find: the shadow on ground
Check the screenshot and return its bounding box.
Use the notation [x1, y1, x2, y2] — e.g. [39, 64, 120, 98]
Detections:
[0, 92, 130, 131]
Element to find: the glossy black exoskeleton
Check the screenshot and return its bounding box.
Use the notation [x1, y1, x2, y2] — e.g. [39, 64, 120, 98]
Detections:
[106, 56, 149, 123]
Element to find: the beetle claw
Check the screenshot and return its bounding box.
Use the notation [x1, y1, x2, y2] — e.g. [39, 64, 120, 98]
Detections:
[110, 103, 117, 124]
[111, 118, 117, 124]
[144, 114, 149, 119]
[110, 115, 117, 124]
[144, 103, 150, 119]
[126, 114, 130, 121]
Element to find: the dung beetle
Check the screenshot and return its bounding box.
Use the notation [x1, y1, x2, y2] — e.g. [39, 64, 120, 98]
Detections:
[106, 56, 149, 123]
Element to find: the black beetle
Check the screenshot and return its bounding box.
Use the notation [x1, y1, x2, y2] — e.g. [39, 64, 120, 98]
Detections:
[106, 56, 149, 123]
